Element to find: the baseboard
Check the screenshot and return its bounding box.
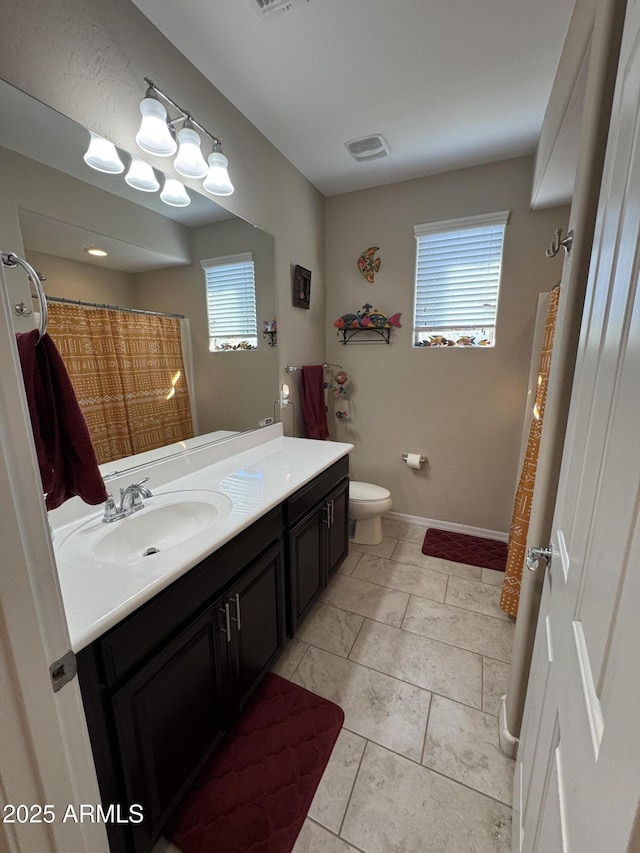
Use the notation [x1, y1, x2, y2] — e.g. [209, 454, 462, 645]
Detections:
[498, 694, 519, 758]
[384, 510, 508, 543]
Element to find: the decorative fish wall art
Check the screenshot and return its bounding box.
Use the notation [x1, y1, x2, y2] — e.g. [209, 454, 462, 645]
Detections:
[357, 247, 381, 283]
[334, 303, 401, 330]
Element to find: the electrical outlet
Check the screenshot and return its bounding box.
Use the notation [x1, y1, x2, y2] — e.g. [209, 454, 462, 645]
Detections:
[258, 417, 274, 427]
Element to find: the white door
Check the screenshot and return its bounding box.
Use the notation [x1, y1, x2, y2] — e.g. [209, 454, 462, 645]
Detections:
[0, 261, 109, 853]
[515, 1, 640, 850]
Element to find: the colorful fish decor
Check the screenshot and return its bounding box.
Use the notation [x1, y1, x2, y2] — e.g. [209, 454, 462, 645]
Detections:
[415, 334, 492, 347]
[334, 303, 402, 330]
[357, 247, 381, 283]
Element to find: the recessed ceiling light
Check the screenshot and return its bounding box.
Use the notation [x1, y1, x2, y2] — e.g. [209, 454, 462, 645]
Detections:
[85, 247, 108, 257]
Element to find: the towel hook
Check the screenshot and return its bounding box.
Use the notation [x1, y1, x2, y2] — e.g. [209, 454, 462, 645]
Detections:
[545, 228, 573, 259]
[2, 252, 48, 340]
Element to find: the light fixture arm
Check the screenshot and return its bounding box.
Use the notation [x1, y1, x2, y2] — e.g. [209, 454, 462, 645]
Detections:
[144, 77, 223, 149]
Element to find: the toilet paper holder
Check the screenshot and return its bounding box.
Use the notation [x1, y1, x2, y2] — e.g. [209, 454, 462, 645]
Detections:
[402, 453, 427, 464]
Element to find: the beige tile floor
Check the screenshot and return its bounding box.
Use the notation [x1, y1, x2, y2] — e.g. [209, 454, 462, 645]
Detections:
[155, 519, 515, 853]
[276, 519, 516, 853]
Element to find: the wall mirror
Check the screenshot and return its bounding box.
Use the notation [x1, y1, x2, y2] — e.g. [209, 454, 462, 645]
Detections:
[0, 79, 278, 476]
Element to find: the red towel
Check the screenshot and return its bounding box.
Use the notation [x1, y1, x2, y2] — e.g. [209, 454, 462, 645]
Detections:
[300, 365, 329, 440]
[16, 329, 108, 510]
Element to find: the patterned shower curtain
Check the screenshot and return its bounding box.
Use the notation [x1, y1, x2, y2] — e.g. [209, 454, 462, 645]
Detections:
[47, 302, 194, 464]
[500, 285, 560, 617]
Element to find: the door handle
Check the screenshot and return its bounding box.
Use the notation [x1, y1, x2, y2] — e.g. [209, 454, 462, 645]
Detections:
[219, 602, 232, 642]
[526, 545, 553, 572]
[323, 503, 331, 527]
[330, 499, 335, 527]
[229, 593, 242, 631]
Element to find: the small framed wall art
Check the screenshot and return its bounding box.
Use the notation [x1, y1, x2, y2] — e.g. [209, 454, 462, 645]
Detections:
[293, 264, 311, 309]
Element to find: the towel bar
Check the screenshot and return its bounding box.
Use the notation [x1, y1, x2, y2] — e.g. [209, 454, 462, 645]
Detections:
[2, 252, 48, 341]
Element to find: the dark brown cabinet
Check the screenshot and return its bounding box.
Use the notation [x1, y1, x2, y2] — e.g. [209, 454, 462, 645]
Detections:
[77, 509, 285, 853]
[76, 457, 348, 853]
[221, 541, 286, 713]
[286, 458, 349, 633]
[288, 503, 325, 629]
[325, 479, 349, 577]
[111, 603, 227, 852]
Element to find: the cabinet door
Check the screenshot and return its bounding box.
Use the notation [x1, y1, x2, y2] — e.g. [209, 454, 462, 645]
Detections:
[226, 542, 286, 712]
[288, 504, 325, 633]
[326, 479, 349, 577]
[111, 604, 226, 852]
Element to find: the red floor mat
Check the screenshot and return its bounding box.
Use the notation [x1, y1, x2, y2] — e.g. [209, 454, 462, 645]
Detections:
[168, 674, 344, 853]
[422, 527, 507, 572]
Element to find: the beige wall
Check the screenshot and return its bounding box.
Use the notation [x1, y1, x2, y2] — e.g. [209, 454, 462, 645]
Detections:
[135, 218, 278, 434]
[0, 0, 326, 391]
[25, 250, 137, 307]
[325, 156, 570, 532]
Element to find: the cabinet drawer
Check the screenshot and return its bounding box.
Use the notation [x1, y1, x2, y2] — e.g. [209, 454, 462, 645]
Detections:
[99, 507, 282, 687]
[285, 456, 349, 526]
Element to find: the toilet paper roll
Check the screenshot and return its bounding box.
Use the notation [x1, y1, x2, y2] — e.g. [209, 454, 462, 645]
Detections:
[405, 453, 423, 470]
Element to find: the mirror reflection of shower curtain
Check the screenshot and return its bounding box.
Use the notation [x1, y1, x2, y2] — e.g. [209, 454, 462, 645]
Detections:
[47, 302, 194, 464]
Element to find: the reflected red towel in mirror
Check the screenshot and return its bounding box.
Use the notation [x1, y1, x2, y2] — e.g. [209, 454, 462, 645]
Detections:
[300, 365, 329, 440]
[16, 329, 108, 510]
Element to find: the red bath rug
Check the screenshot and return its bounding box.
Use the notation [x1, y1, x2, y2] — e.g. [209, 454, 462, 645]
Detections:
[421, 528, 507, 572]
[167, 673, 344, 853]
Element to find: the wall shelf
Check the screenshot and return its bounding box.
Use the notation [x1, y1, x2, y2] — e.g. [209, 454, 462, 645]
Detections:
[337, 327, 391, 345]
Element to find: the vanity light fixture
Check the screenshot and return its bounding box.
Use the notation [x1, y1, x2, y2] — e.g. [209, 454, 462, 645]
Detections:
[125, 157, 160, 192]
[202, 143, 234, 196]
[136, 78, 234, 196]
[160, 176, 191, 207]
[174, 124, 209, 179]
[83, 130, 190, 208]
[83, 132, 125, 174]
[136, 96, 177, 157]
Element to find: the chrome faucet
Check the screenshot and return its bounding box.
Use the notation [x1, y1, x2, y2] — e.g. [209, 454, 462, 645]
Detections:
[102, 478, 153, 523]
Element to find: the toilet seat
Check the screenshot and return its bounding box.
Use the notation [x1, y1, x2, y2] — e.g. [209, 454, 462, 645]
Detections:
[350, 481, 391, 503]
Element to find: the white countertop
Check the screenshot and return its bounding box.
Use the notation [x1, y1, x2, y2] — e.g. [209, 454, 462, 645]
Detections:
[51, 425, 353, 652]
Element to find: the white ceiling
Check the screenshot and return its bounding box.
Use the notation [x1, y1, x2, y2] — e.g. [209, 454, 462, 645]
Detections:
[132, 0, 576, 196]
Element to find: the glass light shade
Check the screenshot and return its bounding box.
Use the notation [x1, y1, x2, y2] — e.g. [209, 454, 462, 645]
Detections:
[125, 157, 160, 192]
[173, 127, 208, 178]
[202, 151, 234, 196]
[83, 132, 124, 174]
[135, 97, 177, 157]
[160, 176, 190, 207]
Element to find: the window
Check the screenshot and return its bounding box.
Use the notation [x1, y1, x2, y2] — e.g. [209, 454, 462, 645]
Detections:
[413, 210, 508, 347]
[201, 252, 258, 351]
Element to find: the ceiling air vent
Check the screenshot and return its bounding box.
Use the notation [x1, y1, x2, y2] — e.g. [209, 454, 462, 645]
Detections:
[345, 134, 390, 162]
[250, 0, 309, 19]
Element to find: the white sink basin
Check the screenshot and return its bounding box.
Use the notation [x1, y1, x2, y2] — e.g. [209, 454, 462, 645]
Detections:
[58, 490, 233, 568]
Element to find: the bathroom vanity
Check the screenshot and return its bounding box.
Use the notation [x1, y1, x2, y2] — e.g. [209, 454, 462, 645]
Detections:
[50, 425, 351, 853]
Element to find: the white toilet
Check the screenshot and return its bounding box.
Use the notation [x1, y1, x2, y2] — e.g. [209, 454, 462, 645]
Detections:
[349, 481, 392, 545]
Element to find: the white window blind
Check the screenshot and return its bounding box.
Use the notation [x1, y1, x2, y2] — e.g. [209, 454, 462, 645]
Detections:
[413, 210, 508, 347]
[201, 252, 258, 351]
